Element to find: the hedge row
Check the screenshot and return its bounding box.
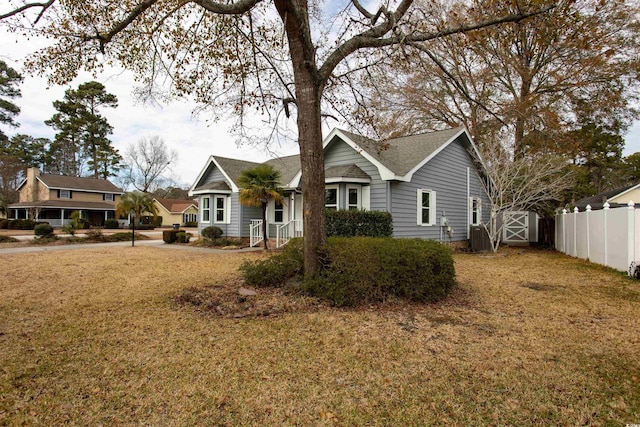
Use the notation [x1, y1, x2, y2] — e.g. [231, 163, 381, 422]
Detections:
[325, 210, 393, 237]
[241, 237, 456, 306]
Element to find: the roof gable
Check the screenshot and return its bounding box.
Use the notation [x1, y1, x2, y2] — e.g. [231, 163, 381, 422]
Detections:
[154, 198, 198, 214]
[326, 127, 478, 181]
[574, 182, 640, 209]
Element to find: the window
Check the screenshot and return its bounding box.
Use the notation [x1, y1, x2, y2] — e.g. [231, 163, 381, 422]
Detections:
[183, 213, 197, 223]
[347, 186, 360, 210]
[201, 197, 210, 222]
[417, 189, 436, 226]
[471, 197, 482, 225]
[59, 189, 71, 199]
[103, 193, 114, 202]
[274, 201, 284, 223]
[325, 185, 338, 211]
[214, 196, 227, 223]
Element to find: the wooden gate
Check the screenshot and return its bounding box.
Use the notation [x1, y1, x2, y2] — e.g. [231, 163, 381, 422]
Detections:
[503, 211, 529, 244]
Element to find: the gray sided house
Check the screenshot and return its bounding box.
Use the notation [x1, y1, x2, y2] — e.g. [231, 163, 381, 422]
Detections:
[189, 127, 490, 245]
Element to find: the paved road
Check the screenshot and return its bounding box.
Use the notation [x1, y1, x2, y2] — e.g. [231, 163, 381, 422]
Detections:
[0, 238, 263, 255]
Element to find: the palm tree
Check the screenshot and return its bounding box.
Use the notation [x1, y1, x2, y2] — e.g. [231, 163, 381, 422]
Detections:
[238, 164, 284, 249]
[116, 191, 158, 224]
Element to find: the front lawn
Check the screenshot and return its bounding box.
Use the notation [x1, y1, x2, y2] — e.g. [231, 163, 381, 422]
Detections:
[0, 247, 638, 425]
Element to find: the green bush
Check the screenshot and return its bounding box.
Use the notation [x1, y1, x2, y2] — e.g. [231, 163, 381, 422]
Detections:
[325, 210, 393, 237]
[8, 219, 36, 230]
[176, 232, 192, 243]
[240, 238, 304, 287]
[183, 221, 198, 227]
[0, 235, 18, 243]
[109, 232, 148, 242]
[201, 226, 223, 240]
[34, 223, 54, 238]
[0, 219, 7, 229]
[104, 218, 120, 229]
[303, 237, 456, 306]
[163, 229, 178, 243]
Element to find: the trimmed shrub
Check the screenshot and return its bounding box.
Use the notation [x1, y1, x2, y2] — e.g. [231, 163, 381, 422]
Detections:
[240, 238, 304, 287]
[0, 235, 18, 243]
[176, 231, 192, 243]
[201, 226, 223, 240]
[84, 229, 107, 241]
[163, 229, 178, 243]
[303, 237, 456, 306]
[325, 210, 393, 237]
[104, 218, 120, 229]
[8, 219, 36, 230]
[183, 221, 198, 227]
[110, 232, 148, 242]
[34, 223, 54, 238]
[0, 219, 7, 229]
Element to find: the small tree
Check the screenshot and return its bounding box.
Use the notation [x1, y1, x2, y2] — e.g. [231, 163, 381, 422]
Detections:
[474, 139, 574, 253]
[123, 136, 178, 193]
[116, 191, 158, 224]
[238, 164, 284, 250]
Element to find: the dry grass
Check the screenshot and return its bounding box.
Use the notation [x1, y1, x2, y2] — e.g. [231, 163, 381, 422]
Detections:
[1, 246, 639, 425]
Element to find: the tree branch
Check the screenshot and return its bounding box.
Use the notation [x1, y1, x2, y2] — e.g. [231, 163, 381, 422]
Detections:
[0, 0, 55, 23]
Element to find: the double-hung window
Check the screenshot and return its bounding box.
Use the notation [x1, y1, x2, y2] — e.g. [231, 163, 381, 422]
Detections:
[214, 196, 227, 223]
[347, 186, 360, 210]
[471, 197, 482, 225]
[417, 189, 436, 226]
[325, 185, 338, 211]
[274, 201, 284, 223]
[59, 189, 71, 199]
[201, 197, 211, 222]
[103, 193, 114, 202]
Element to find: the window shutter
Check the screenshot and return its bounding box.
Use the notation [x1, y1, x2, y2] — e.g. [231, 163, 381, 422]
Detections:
[103, 194, 106, 201]
[69, 191, 72, 199]
[57, 190, 60, 198]
[361, 186, 370, 211]
[430, 190, 436, 225]
[416, 189, 422, 225]
[468, 196, 473, 225]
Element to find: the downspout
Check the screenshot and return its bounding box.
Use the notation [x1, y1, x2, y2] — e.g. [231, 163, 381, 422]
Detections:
[466, 167, 470, 240]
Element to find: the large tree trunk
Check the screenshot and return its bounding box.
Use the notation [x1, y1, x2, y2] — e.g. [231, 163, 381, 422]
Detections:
[275, 0, 326, 276]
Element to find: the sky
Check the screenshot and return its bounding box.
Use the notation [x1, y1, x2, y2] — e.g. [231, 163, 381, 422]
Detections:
[1, 24, 640, 190]
[0, 31, 302, 189]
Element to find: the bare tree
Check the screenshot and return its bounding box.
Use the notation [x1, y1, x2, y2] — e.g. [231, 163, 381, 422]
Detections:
[473, 139, 574, 252]
[1, 0, 551, 275]
[123, 136, 177, 193]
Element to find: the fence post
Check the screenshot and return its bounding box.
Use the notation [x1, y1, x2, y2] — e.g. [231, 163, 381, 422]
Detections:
[628, 200, 635, 271]
[604, 202, 610, 266]
[573, 207, 579, 257]
[562, 209, 567, 254]
[586, 204, 591, 260]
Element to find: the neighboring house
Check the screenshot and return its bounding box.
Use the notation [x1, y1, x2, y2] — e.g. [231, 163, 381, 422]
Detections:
[189, 127, 490, 245]
[8, 167, 123, 227]
[573, 182, 640, 210]
[152, 198, 199, 226]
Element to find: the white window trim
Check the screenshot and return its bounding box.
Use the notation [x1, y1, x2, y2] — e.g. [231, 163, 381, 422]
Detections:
[201, 197, 211, 223]
[346, 185, 361, 210]
[417, 189, 436, 226]
[470, 197, 482, 226]
[270, 199, 286, 224]
[59, 189, 71, 199]
[213, 195, 230, 224]
[325, 185, 339, 210]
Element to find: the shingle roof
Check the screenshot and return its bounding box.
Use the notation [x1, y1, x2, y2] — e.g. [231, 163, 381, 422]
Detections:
[37, 173, 122, 193]
[154, 198, 198, 213]
[338, 127, 465, 176]
[192, 180, 232, 193]
[212, 156, 262, 187]
[325, 164, 370, 180]
[574, 183, 639, 210]
[264, 154, 301, 186]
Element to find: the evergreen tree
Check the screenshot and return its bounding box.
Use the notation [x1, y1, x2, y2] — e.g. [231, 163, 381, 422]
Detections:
[45, 81, 121, 178]
[0, 60, 22, 142]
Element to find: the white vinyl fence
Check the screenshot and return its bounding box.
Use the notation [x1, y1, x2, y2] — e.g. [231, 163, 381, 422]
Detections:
[555, 201, 639, 273]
